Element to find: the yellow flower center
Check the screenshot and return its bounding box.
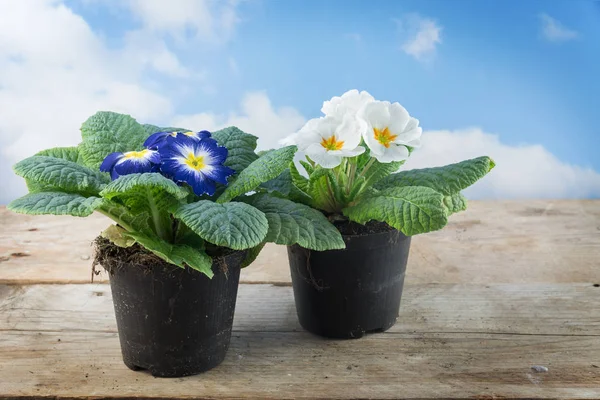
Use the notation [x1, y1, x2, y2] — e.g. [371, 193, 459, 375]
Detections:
[373, 127, 398, 148]
[183, 131, 196, 137]
[185, 152, 206, 171]
[320, 135, 344, 151]
[123, 149, 150, 159]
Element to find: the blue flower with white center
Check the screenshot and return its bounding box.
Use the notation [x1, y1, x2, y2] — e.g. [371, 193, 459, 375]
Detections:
[159, 136, 234, 196]
[100, 149, 161, 180]
[144, 130, 211, 150]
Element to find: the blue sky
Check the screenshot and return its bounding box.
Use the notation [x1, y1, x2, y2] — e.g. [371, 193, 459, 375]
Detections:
[70, 0, 599, 170]
[1, 0, 599, 201]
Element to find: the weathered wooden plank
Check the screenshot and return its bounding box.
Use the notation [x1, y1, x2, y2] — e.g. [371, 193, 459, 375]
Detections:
[1, 200, 599, 285]
[1, 284, 599, 336]
[1, 284, 599, 399]
[0, 331, 600, 399]
[0, 330, 598, 399]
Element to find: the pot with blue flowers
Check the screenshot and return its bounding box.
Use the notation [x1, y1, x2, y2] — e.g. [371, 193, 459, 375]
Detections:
[7, 111, 345, 377]
[271, 90, 495, 339]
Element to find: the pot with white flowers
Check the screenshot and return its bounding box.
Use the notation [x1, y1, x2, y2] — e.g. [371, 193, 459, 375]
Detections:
[272, 90, 495, 339]
[8, 111, 345, 377]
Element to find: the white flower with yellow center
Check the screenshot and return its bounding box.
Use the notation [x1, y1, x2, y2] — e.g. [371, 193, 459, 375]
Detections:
[321, 89, 375, 119]
[358, 101, 422, 163]
[294, 114, 365, 169]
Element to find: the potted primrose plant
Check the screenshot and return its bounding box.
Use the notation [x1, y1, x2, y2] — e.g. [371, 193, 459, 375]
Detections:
[7, 111, 345, 377]
[270, 90, 495, 339]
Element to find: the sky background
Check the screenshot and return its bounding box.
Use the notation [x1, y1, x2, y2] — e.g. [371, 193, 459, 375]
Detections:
[1, 0, 599, 203]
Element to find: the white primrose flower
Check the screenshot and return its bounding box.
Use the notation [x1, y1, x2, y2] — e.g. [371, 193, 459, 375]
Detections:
[321, 89, 375, 119]
[358, 101, 422, 163]
[294, 114, 365, 169]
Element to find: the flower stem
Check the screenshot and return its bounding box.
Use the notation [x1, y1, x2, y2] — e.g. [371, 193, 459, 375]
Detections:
[356, 157, 376, 181]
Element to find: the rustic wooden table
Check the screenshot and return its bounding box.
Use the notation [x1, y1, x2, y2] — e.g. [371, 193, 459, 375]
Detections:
[1, 201, 599, 399]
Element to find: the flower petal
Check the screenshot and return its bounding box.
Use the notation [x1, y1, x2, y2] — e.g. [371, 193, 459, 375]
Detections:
[202, 165, 235, 185]
[371, 144, 410, 163]
[335, 114, 363, 149]
[305, 143, 343, 169]
[360, 101, 391, 130]
[388, 102, 410, 133]
[114, 158, 154, 175]
[100, 152, 124, 173]
[144, 131, 172, 149]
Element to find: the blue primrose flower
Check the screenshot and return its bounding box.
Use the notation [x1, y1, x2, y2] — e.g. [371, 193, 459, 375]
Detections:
[100, 149, 161, 180]
[159, 136, 234, 196]
[144, 130, 211, 150]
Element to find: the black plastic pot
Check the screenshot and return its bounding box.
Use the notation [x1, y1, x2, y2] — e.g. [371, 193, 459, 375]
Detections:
[107, 249, 245, 377]
[288, 229, 411, 339]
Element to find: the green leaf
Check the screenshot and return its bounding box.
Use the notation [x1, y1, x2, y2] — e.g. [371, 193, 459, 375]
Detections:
[173, 200, 268, 250]
[26, 147, 88, 192]
[123, 231, 214, 278]
[376, 156, 495, 196]
[217, 145, 297, 203]
[260, 170, 313, 205]
[79, 111, 147, 169]
[100, 173, 188, 240]
[36, 147, 85, 165]
[444, 193, 468, 216]
[14, 156, 109, 195]
[99, 173, 188, 213]
[343, 186, 448, 236]
[101, 225, 136, 248]
[299, 158, 315, 176]
[363, 160, 404, 188]
[244, 194, 345, 250]
[289, 162, 309, 192]
[97, 200, 152, 234]
[7, 192, 103, 217]
[240, 242, 266, 268]
[212, 126, 259, 174]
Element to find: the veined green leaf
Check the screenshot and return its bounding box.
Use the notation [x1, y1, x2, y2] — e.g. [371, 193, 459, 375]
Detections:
[243, 194, 345, 250]
[35, 147, 85, 165]
[123, 231, 214, 278]
[217, 145, 297, 203]
[97, 200, 152, 234]
[212, 126, 259, 174]
[100, 173, 188, 212]
[376, 156, 495, 196]
[173, 200, 268, 250]
[26, 147, 89, 192]
[79, 111, 148, 169]
[240, 242, 266, 268]
[299, 159, 315, 175]
[14, 156, 109, 195]
[289, 161, 309, 192]
[444, 193, 468, 216]
[362, 160, 404, 188]
[100, 173, 188, 240]
[260, 169, 313, 205]
[343, 186, 448, 236]
[8, 192, 103, 217]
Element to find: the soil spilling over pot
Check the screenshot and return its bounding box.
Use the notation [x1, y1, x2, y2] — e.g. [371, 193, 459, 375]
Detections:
[331, 218, 394, 236]
[92, 236, 235, 278]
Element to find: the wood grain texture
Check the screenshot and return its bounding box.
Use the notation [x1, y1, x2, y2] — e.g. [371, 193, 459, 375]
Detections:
[0, 283, 599, 399]
[2, 200, 600, 285]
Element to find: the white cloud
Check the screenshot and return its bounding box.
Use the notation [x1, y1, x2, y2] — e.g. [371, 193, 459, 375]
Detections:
[405, 128, 600, 199]
[0, 0, 186, 204]
[126, 0, 241, 42]
[396, 14, 442, 61]
[173, 92, 306, 150]
[539, 13, 578, 43]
